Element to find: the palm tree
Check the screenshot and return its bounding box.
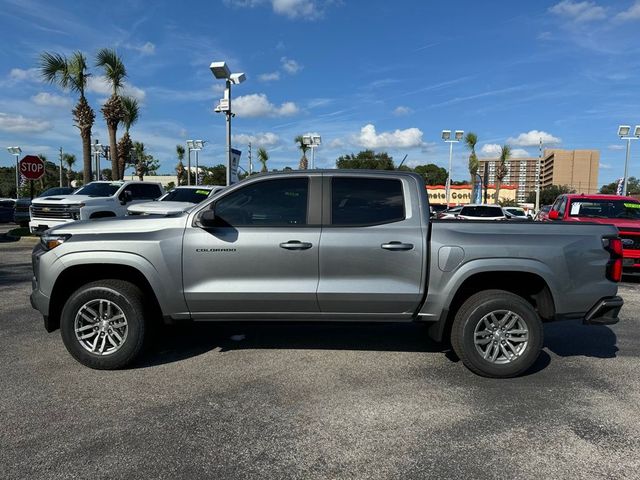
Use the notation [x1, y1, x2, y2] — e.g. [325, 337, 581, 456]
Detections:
[116, 96, 139, 179]
[294, 135, 309, 170]
[176, 144, 186, 185]
[62, 153, 76, 187]
[133, 141, 146, 180]
[495, 145, 511, 204]
[96, 48, 126, 180]
[464, 132, 479, 199]
[257, 147, 269, 173]
[39, 51, 95, 184]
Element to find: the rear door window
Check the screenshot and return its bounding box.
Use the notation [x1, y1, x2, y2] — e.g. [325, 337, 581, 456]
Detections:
[331, 177, 405, 226]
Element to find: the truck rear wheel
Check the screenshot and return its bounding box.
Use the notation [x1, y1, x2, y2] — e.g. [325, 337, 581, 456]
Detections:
[451, 289, 543, 378]
[60, 280, 147, 369]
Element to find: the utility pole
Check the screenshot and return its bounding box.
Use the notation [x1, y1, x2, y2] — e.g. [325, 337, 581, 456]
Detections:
[59, 147, 63, 187]
[248, 142, 253, 175]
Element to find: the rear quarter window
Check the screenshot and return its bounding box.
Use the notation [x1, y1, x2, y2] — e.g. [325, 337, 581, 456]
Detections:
[331, 177, 405, 226]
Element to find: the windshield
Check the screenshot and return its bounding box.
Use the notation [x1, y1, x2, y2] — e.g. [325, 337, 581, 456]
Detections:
[461, 206, 504, 217]
[74, 183, 121, 197]
[569, 199, 640, 219]
[39, 187, 75, 197]
[161, 188, 212, 204]
[505, 208, 526, 216]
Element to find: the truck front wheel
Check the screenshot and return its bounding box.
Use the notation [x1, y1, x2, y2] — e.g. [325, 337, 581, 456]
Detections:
[451, 289, 543, 378]
[60, 280, 147, 369]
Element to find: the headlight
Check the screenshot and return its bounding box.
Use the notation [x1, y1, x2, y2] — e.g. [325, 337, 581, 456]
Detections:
[41, 234, 71, 251]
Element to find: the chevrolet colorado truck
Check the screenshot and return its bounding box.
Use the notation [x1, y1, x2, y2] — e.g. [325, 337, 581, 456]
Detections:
[29, 180, 163, 235]
[30, 171, 623, 377]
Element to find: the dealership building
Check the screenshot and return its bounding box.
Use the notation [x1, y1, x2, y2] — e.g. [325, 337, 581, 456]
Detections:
[478, 149, 600, 203]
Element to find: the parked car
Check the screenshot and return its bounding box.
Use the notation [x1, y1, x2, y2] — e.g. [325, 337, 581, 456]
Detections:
[127, 185, 225, 216]
[31, 171, 622, 378]
[503, 207, 532, 221]
[14, 187, 76, 227]
[429, 204, 448, 217]
[534, 205, 551, 222]
[437, 206, 463, 219]
[29, 181, 163, 235]
[455, 204, 507, 220]
[547, 193, 640, 273]
[0, 198, 16, 223]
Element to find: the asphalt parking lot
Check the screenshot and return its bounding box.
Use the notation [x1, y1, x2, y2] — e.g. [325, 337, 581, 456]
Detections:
[1, 223, 639, 479]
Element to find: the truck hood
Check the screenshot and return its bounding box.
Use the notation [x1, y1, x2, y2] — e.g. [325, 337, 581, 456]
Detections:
[49, 214, 188, 235]
[31, 194, 116, 205]
[127, 201, 195, 216]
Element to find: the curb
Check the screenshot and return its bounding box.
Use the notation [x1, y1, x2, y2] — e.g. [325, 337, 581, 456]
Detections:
[5, 232, 40, 243]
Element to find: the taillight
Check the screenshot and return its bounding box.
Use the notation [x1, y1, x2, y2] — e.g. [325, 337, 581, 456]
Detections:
[603, 237, 623, 282]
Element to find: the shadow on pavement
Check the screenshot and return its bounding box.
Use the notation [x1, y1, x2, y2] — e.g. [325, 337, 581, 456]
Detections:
[543, 320, 618, 358]
[136, 322, 450, 369]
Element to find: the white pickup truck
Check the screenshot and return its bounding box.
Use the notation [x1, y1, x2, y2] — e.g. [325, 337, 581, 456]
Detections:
[29, 180, 163, 235]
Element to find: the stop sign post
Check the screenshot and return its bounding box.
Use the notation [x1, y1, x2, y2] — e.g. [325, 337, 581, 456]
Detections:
[19, 155, 45, 199]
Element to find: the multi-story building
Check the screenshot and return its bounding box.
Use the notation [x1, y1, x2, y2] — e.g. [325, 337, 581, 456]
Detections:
[478, 149, 600, 203]
[540, 149, 599, 194]
[477, 157, 539, 203]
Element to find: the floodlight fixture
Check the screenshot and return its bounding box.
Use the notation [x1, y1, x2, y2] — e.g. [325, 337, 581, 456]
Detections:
[441, 130, 451, 141]
[618, 125, 631, 137]
[455, 130, 464, 141]
[230, 72, 246, 85]
[634, 125, 640, 138]
[311, 135, 322, 145]
[194, 140, 205, 149]
[301, 135, 312, 145]
[210, 62, 231, 79]
[7, 146, 21, 155]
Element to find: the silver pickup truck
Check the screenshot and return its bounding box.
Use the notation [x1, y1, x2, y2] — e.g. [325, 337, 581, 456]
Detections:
[30, 170, 623, 377]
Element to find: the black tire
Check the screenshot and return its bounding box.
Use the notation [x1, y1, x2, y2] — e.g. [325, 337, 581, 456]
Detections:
[60, 280, 147, 369]
[451, 289, 543, 378]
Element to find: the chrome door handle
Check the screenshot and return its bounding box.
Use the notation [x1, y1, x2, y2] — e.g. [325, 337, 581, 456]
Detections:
[279, 240, 313, 250]
[381, 241, 414, 251]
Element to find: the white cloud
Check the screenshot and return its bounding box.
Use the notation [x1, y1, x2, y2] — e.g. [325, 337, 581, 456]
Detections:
[600, 163, 613, 169]
[31, 92, 72, 107]
[232, 132, 280, 147]
[126, 41, 156, 55]
[615, 1, 640, 21]
[329, 138, 345, 148]
[9, 68, 41, 82]
[258, 71, 281, 82]
[393, 106, 412, 116]
[480, 144, 502, 156]
[549, 1, 606, 22]
[223, 0, 323, 19]
[608, 144, 625, 150]
[507, 130, 561, 147]
[86, 75, 146, 102]
[233, 93, 299, 117]
[511, 148, 531, 158]
[281, 57, 303, 74]
[273, 0, 322, 19]
[354, 124, 425, 149]
[0, 112, 52, 133]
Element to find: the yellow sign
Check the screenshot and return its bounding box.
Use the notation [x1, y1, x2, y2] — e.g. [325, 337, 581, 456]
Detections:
[427, 185, 517, 206]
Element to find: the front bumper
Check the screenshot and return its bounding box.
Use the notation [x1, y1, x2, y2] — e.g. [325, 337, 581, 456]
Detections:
[583, 296, 623, 326]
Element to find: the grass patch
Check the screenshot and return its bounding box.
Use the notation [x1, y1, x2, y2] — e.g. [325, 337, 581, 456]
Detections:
[7, 227, 34, 238]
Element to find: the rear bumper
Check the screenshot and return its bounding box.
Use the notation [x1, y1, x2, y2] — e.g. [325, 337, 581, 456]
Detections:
[583, 296, 623, 326]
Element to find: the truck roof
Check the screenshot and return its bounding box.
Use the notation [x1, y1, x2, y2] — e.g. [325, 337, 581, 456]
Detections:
[564, 193, 639, 202]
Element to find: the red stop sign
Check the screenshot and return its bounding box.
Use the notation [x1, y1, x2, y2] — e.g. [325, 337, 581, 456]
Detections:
[19, 155, 45, 180]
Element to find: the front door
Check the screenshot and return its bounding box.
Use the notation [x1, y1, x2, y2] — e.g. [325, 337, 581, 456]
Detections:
[317, 175, 425, 317]
[182, 175, 321, 318]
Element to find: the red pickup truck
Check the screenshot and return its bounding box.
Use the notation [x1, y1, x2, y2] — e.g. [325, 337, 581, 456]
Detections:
[547, 193, 640, 272]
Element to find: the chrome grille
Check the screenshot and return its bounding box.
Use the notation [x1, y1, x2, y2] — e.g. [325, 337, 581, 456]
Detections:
[30, 204, 73, 219]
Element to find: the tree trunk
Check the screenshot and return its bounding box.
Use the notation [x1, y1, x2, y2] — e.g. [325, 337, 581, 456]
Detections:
[108, 124, 119, 180]
[495, 181, 502, 204]
[81, 128, 92, 184]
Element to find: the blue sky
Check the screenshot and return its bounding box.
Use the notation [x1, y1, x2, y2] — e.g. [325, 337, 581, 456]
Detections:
[1, 0, 640, 186]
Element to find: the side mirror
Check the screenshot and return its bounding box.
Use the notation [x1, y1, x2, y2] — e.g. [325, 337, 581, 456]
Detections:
[196, 208, 216, 228]
[548, 210, 560, 220]
[120, 191, 133, 205]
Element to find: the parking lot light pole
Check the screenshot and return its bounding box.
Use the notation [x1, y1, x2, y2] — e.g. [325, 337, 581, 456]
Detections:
[211, 62, 246, 186]
[186, 140, 195, 186]
[91, 141, 105, 182]
[7, 146, 21, 198]
[302, 135, 322, 169]
[618, 125, 640, 196]
[441, 130, 463, 205]
[193, 140, 205, 185]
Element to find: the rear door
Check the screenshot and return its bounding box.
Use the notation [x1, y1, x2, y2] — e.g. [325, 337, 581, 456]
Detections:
[317, 174, 425, 317]
[182, 175, 322, 317]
